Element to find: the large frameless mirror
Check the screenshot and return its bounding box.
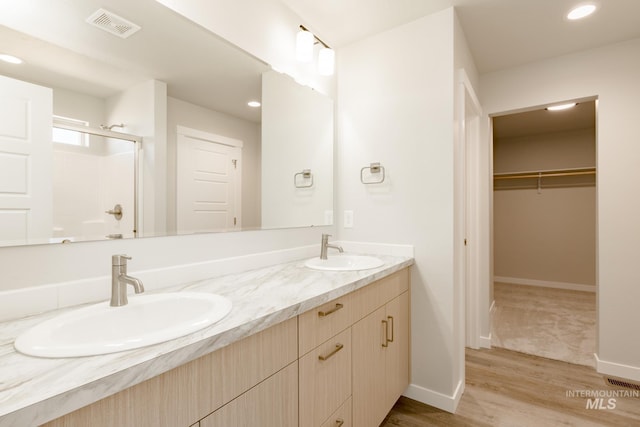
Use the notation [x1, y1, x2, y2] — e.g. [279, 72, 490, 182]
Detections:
[0, 0, 334, 247]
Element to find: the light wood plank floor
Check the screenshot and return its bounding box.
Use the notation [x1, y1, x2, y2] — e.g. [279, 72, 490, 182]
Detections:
[381, 348, 640, 427]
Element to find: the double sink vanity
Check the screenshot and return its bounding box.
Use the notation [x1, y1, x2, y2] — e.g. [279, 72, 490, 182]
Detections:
[0, 247, 413, 426]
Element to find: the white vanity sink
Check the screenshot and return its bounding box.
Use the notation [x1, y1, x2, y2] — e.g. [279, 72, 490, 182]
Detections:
[304, 254, 384, 271]
[14, 292, 232, 358]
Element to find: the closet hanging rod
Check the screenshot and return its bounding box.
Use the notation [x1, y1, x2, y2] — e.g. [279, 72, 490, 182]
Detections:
[493, 168, 595, 181]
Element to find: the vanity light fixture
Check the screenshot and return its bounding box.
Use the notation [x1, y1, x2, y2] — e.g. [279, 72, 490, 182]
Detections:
[546, 102, 577, 111]
[0, 54, 23, 64]
[296, 26, 314, 62]
[566, 4, 597, 20]
[247, 101, 261, 108]
[296, 25, 335, 76]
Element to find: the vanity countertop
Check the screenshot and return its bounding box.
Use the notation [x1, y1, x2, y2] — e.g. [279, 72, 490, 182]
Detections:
[0, 253, 413, 426]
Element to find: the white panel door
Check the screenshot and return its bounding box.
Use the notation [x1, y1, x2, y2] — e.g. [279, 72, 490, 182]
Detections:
[0, 75, 53, 245]
[177, 128, 242, 233]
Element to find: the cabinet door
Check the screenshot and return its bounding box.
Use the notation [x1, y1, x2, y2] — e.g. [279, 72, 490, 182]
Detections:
[352, 306, 387, 427]
[385, 291, 410, 409]
[320, 396, 352, 427]
[299, 328, 351, 426]
[200, 362, 298, 427]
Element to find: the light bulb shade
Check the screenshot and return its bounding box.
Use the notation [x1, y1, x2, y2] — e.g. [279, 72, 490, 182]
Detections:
[296, 30, 314, 62]
[318, 47, 335, 76]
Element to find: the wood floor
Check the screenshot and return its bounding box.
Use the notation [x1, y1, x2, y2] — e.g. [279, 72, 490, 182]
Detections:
[381, 347, 640, 427]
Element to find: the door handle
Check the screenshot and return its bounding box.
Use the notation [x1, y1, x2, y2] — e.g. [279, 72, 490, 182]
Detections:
[382, 320, 389, 347]
[105, 204, 123, 220]
[318, 303, 344, 317]
[318, 343, 344, 361]
[387, 315, 394, 343]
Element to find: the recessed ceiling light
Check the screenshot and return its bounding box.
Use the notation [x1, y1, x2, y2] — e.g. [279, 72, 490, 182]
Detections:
[567, 4, 597, 20]
[0, 54, 23, 64]
[247, 101, 261, 108]
[546, 103, 577, 111]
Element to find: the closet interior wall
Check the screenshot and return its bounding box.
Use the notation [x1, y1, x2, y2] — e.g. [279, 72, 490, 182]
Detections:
[493, 110, 596, 290]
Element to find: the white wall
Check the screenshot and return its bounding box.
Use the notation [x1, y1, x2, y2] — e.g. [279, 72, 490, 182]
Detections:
[106, 80, 167, 236]
[261, 70, 334, 228]
[481, 37, 640, 380]
[166, 97, 261, 232]
[337, 8, 470, 411]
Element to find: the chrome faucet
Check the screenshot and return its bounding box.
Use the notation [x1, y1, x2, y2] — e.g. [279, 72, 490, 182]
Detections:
[111, 254, 145, 307]
[320, 233, 343, 260]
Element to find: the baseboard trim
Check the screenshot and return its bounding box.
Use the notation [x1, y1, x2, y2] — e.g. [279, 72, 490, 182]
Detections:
[494, 276, 595, 293]
[595, 353, 640, 382]
[477, 300, 495, 349]
[479, 334, 492, 349]
[403, 379, 464, 413]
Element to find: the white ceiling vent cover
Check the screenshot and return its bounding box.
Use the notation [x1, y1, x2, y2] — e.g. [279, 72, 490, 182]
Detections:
[86, 9, 141, 39]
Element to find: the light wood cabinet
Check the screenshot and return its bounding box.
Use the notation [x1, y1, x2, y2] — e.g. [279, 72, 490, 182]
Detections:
[352, 289, 409, 427]
[301, 268, 410, 427]
[299, 328, 352, 425]
[320, 397, 352, 427]
[298, 293, 352, 356]
[42, 318, 297, 427]
[200, 361, 298, 427]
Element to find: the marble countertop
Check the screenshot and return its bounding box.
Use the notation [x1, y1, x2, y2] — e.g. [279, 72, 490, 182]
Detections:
[0, 253, 413, 426]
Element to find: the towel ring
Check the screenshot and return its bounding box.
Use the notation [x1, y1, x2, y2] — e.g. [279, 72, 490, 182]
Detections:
[294, 169, 314, 188]
[360, 162, 385, 184]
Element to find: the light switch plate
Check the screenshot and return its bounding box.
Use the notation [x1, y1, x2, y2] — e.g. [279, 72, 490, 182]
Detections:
[324, 210, 334, 225]
[344, 210, 354, 228]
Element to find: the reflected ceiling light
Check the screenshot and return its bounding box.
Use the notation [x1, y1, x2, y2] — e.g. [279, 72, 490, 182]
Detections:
[247, 101, 261, 108]
[0, 54, 23, 64]
[567, 4, 597, 20]
[546, 102, 577, 111]
[296, 25, 335, 76]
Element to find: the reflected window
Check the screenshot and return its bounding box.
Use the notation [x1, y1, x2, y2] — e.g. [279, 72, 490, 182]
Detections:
[52, 115, 89, 147]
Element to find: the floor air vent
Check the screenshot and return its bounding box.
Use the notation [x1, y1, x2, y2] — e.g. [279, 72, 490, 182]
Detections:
[86, 9, 141, 39]
[605, 376, 640, 391]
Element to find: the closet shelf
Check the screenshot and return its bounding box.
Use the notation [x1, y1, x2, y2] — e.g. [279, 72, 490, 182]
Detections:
[493, 167, 596, 191]
[493, 167, 596, 180]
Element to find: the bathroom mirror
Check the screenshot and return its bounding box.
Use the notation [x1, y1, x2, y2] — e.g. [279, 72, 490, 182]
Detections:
[0, 0, 333, 247]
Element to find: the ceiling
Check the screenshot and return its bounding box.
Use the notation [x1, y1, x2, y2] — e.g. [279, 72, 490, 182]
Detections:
[281, 0, 640, 74]
[0, 0, 268, 123]
[493, 101, 596, 140]
[1, 1, 639, 129]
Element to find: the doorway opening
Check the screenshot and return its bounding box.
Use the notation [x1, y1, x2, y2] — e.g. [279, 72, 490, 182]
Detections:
[490, 99, 597, 367]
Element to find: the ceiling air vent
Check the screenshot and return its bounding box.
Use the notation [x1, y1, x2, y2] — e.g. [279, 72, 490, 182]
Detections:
[86, 9, 141, 39]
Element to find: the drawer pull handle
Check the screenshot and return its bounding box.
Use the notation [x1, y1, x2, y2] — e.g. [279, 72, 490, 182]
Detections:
[381, 320, 389, 347]
[335, 419, 345, 427]
[318, 303, 344, 317]
[318, 343, 344, 361]
[387, 315, 395, 343]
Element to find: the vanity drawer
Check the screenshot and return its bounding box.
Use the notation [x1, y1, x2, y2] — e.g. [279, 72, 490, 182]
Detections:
[351, 269, 409, 323]
[299, 293, 352, 356]
[299, 328, 352, 426]
[320, 396, 352, 427]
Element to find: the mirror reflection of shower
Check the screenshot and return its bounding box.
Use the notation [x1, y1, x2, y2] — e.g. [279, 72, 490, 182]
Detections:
[100, 123, 125, 131]
[51, 121, 140, 243]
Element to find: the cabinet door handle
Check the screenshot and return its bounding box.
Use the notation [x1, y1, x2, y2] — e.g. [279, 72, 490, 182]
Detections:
[318, 343, 344, 361]
[318, 303, 344, 317]
[335, 419, 345, 427]
[387, 315, 394, 343]
[381, 319, 389, 347]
